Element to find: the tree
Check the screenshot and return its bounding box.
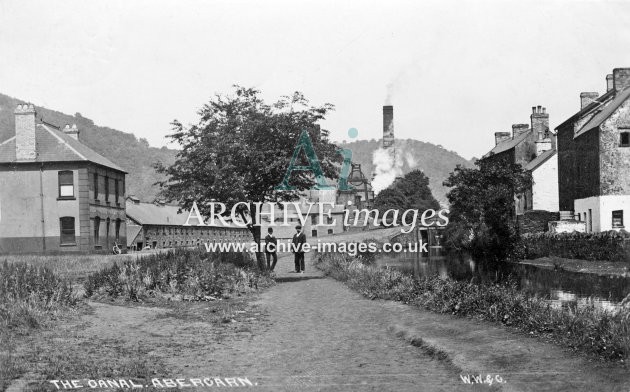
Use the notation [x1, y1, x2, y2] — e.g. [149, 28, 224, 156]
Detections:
[442, 158, 532, 261]
[373, 169, 440, 225]
[394, 170, 440, 211]
[372, 188, 408, 224]
[155, 86, 341, 269]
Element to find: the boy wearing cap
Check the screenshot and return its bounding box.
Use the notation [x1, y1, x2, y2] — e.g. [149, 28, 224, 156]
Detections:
[292, 225, 307, 273]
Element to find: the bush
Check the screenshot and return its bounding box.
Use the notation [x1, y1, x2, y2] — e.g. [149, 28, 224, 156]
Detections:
[83, 248, 273, 301]
[517, 230, 630, 262]
[0, 260, 75, 331]
[314, 251, 630, 361]
[355, 238, 383, 266]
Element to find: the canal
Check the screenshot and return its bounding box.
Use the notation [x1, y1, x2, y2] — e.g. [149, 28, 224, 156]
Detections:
[375, 252, 630, 311]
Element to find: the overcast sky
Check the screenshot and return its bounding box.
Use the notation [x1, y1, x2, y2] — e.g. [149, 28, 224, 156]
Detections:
[0, 0, 629, 159]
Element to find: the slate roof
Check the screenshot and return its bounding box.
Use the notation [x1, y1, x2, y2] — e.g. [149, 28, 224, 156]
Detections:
[524, 149, 556, 171]
[482, 131, 530, 158]
[574, 88, 630, 138]
[0, 123, 125, 172]
[555, 87, 630, 138]
[555, 88, 615, 131]
[126, 200, 239, 228]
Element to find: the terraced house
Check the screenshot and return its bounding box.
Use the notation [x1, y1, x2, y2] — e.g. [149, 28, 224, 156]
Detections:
[481, 105, 559, 215]
[556, 68, 630, 232]
[0, 104, 127, 253]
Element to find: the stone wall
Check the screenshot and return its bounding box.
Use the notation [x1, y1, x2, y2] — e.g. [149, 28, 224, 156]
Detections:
[517, 210, 559, 234]
[514, 130, 538, 167]
[600, 98, 630, 195]
[548, 220, 586, 234]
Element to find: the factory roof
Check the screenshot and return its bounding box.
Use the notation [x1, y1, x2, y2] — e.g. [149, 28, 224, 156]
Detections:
[126, 198, 242, 228]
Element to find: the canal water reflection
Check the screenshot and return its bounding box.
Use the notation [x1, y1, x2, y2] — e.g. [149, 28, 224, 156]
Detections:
[375, 253, 630, 311]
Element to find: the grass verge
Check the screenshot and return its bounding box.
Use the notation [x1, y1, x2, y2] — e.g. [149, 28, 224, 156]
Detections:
[0, 261, 79, 391]
[0, 253, 137, 284]
[314, 251, 630, 362]
[83, 248, 274, 301]
[1, 249, 275, 391]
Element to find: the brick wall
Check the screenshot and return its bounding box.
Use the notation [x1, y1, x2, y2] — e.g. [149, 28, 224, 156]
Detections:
[88, 165, 126, 252]
[132, 224, 250, 250]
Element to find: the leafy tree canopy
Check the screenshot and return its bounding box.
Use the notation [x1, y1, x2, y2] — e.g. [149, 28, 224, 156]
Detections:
[442, 158, 532, 261]
[373, 169, 440, 224]
[155, 86, 342, 267]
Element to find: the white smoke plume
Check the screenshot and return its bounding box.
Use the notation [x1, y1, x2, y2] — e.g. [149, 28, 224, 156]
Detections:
[385, 82, 395, 106]
[385, 69, 408, 105]
[372, 147, 404, 194]
[405, 150, 416, 168]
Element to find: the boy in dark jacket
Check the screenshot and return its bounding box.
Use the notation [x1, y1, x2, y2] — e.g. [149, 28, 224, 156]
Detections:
[292, 225, 306, 273]
[264, 227, 278, 271]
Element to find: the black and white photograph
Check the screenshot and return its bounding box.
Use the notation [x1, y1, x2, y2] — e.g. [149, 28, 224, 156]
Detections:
[0, 1, 629, 391]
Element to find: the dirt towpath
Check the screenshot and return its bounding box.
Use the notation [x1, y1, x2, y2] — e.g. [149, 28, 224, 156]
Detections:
[74, 251, 630, 391]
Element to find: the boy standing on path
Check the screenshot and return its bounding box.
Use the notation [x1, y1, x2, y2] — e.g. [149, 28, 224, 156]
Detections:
[292, 225, 306, 273]
[264, 227, 278, 271]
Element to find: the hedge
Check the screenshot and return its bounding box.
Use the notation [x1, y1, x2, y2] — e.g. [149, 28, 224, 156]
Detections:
[516, 230, 630, 262]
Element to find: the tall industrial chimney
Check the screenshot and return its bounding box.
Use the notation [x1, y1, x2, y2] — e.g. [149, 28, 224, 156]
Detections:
[383, 105, 394, 148]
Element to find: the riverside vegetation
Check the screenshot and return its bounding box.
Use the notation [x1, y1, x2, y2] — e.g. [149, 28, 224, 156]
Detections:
[0, 249, 273, 391]
[314, 248, 630, 361]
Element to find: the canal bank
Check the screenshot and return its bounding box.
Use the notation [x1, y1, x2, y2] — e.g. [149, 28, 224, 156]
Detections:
[311, 250, 630, 391]
[519, 256, 630, 277]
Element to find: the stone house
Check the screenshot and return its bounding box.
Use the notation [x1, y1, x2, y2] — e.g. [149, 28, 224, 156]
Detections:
[125, 196, 249, 250]
[0, 104, 127, 253]
[481, 105, 559, 215]
[556, 68, 630, 232]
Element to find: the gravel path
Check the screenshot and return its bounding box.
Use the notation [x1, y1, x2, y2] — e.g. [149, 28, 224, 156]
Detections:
[202, 254, 479, 391]
[67, 251, 629, 391]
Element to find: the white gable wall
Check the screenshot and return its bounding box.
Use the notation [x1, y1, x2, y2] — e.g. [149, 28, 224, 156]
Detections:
[531, 153, 559, 212]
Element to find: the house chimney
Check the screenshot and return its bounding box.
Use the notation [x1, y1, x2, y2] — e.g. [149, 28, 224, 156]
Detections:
[606, 74, 614, 92]
[63, 124, 79, 140]
[580, 92, 599, 109]
[531, 105, 551, 155]
[512, 123, 529, 138]
[494, 132, 511, 145]
[15, 104, 37, 161]
[613, 68, 630, 92]
[383, 105, 394, 148]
